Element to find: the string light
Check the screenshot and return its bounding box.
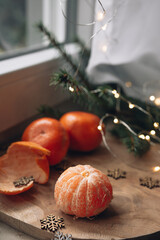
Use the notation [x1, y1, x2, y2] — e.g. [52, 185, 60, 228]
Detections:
[113, 118, 119, 124]
[97, 125, 102, 131]
[112, 89, 117, 94]
[145, 135, 150, 141]
[101, 23, 107, 31]
[101, 44, 108, 52]
[69, 86, 74, 92]
[112, 89, 120, 99]
[59, 0, 106, 26]
[150, 130, 156, 136]
[114, 93, 120, 98]
[154, 97, 160, 106]
[129, 103, 135, 109]
[93, 88, 159, 136]
[138, 134, 150, 141]
[153, 166, 160, 172]
[98, 113, 139, 158]
[97, 11, 105, 21]
[138, 134, 145, 140]
[153, 122, 159, 129]
[149, 95, 156, 102]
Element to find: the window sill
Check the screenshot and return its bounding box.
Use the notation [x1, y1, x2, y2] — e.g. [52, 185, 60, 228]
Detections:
[0, 47, 60, 76]
[0, 43, 80, 76]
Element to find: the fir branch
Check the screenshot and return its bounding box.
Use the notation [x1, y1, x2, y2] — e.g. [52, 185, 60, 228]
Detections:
[91, 85, 117, 112]
[74, 37, 90, 68]
[37, 22, 88, 84]
[111, 125, 150, 156]
[50, 70, 106, 115]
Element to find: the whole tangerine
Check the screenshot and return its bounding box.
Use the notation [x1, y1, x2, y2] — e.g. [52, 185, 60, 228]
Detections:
[54, 164, 113, 218]
[22, 117, 69, 166]
[60, 111, 103, 152]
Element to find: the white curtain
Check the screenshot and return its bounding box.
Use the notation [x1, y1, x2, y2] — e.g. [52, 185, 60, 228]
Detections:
[87, 0, 160, 101]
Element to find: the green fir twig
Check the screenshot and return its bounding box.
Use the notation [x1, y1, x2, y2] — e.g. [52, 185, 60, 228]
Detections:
[37, 22, 88, 84]
[111, 124, 150, 156]
[50, 69, 105, 114]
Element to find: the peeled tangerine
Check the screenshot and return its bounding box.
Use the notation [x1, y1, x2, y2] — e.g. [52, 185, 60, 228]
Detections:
[54, 165, 113, 218]
[0, 141, 50, 195]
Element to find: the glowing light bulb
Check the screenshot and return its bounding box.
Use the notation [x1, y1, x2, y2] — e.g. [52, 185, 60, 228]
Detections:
[113, 118, 119, 124]
[150, 130, 156, 136]
[149, 95, 156, 102]
[112, 89, 117, 95]
[69, 86, 74, 92]
[153, 166, 160, 172]
[154, 97, 160, 106]
[112, 89, 120, 98]
[101, 23, 107, 31]
[139, 134, 145, 140]
[101, 44, 108, 52]
[114, 93, 120, 99]
[145, 135, 150, 141]
[153, 122, 159, 129]
[129, 103, 135, 109]
[97, 125, 102, 131]
[97, 11, 105, 21]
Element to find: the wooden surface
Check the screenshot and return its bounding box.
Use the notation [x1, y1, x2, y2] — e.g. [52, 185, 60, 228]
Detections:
[0, 136, 160, 240]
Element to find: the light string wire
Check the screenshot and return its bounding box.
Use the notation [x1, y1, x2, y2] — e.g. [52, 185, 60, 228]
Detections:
[91, 88, 155, 120]
[59, 0, 107, 81]
[92, 88, 160, 142]
[97, 0, 106, 13]
[98, 113, 138, 158]
[71, 1, 126, 80]
[72, 2, 122, 79]
[59, 0, 125, 82]
[59, 0, 106, 26]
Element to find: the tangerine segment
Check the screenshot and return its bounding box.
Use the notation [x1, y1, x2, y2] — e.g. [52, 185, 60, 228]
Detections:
[54, 165, 113, 218]
[0, 141, 50, 195]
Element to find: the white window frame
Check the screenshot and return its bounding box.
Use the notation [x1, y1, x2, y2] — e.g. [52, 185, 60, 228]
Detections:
[0, 0, 95, 139]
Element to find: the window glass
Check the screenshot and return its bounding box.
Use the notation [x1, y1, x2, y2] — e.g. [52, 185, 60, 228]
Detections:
[0, 0, 44, 59]
[0, 0, 95, 60]
[0, 0, 68, 60]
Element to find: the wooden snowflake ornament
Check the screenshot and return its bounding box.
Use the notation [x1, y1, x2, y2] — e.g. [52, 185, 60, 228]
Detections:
[107, 168, 126, 180]
[40, 215, 65, 233]
[139, 177, 160, 189]
[13, 176, 35, 187]
[53, 231, 72, 240]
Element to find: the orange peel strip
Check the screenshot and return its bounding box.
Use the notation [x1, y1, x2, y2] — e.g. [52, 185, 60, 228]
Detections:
[0, 141, 50, 195]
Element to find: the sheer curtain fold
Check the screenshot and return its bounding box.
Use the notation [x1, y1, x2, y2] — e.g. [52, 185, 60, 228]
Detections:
[87, 0, 160, 100]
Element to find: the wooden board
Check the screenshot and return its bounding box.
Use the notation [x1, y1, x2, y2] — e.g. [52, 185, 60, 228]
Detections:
[0, 136, 160, 240]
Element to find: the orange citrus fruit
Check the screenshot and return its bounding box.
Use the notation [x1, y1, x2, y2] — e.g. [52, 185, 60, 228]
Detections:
[54, 164, 113, 217]
[60, 111, 103, 152]
[0, 141, 50, 195]
[22, 117, 69, 166]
